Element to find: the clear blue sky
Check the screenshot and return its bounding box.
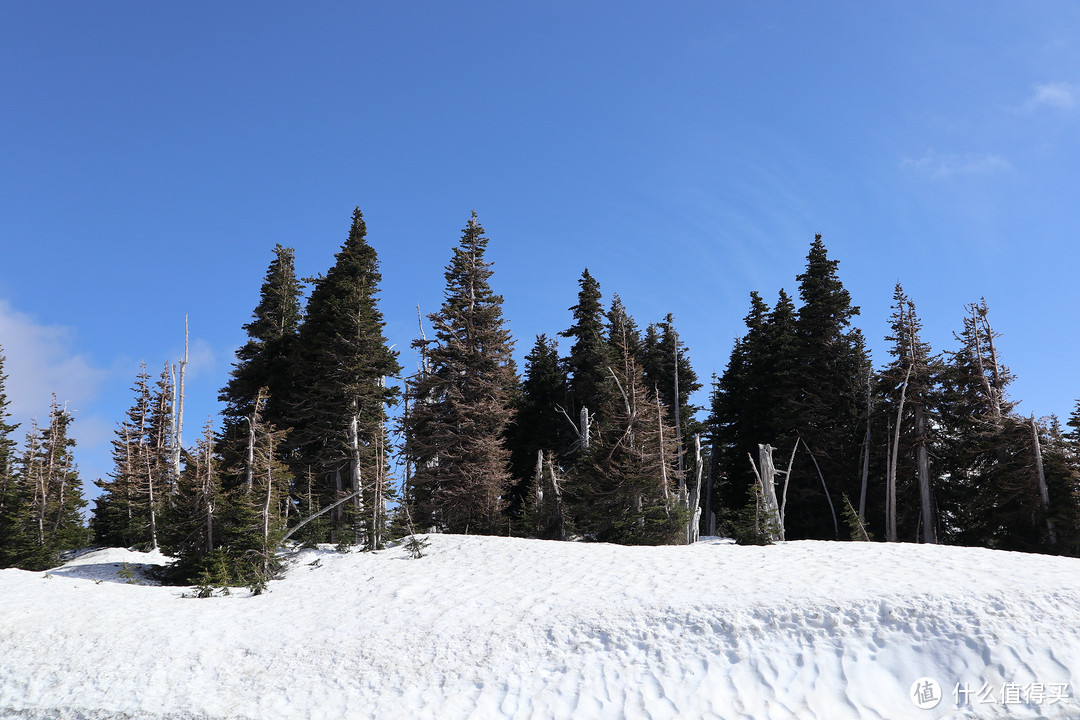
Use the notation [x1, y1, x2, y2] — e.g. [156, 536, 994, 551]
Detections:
[2, 2, 1079, 496]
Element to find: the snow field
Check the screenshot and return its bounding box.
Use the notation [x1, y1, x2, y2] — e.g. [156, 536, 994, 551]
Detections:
[1, 536, 1079, 719]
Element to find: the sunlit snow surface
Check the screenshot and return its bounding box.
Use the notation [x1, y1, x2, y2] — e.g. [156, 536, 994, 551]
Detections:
[1, 536, 1079, 719]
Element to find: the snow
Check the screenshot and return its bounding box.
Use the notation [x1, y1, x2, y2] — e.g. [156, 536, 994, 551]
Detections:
[1, 536, 1079, 720]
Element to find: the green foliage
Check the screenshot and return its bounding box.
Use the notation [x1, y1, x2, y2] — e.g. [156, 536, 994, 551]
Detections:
[291, 208, 400, 547]
[406, 212, 517, 535]
[841, 493, 872, 541]
[729, 482, 780, 546]
[404, 534, 431, 559]
[506, 335, 569, 518]
[560, 269, 616, 429]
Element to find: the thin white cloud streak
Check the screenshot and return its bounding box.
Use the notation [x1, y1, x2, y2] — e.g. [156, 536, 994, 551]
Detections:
[900, 151, 1011, 179]
[0, 299, 106, 425]
[1025, 81, 1078, 111]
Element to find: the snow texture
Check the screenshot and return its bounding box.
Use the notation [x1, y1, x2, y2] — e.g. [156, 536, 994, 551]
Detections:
[1, 536, 1078, 719]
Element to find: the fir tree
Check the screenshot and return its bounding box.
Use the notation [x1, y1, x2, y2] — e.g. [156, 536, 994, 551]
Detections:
[566, 341, 686, 544]
[292, 208, 400, 548]
[788, 235, 868, 540]
[92, 365, 165, 549]
[219, 244, 303, 482]
[406, 212, 518, 535]
[10, 398, 87, 570]
[0, 348, 22, 566]
[640, 313, 703, 459]
[505, 334, 568, 526]
[875, 284, 942, 543]
[560, 269, 615, 435]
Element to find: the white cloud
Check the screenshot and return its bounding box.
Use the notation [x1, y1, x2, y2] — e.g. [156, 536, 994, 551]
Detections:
[1026, 81, 1078, 111]
[900, 150, 1011, 179]
[0, 299, 107, 425]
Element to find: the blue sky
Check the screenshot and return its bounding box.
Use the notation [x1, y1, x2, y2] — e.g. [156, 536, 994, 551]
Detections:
[2, 2, 1079, 496]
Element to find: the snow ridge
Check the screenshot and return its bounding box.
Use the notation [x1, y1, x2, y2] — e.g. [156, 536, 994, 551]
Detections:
[1, 536, 1078, 719]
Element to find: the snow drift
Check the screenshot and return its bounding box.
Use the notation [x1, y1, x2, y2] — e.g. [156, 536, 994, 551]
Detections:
[1, 536, 1078, 719]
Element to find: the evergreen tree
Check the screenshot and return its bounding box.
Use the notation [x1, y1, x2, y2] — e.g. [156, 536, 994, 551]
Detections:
[92, 365, 167, 549]
[292, 208, 400, 548]
[406, 212, 518, 535]
[505, 334, 569, 525]
[788, 235, 868, 540]
[640, 313, 703, 456]
[219, 244, 303, 481]
[0, 348, 23, 567]
[566, 341, 686, 544]
[560, 269, 615, 435]
[9, 398, 87, 569]
[874, 284, 942, 543]
[708, 290, 799, 535]
[605, 294, 642, 362]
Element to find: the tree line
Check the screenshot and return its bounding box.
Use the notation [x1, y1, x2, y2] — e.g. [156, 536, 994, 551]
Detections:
[1, 211, 1078, 583]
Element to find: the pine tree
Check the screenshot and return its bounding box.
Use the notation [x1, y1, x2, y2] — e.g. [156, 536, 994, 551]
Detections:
[92, 365, 165, 549]
[875, 284, 942, 543]
[560, 269, 615, 436]
[788, 235, 868, 540]
[936, 300, 1059, 551]
[708, 290, 800, 536]
[406, 212, 518, 535]
[505, 334, 568, 525]
[640, 313, 702, 462]
[0, 348, 23, 567]
[219, 244, 303, 483]
[566, 340, 686, 544]
[292, 208, 401, 548]
[10, 399, 87, 569]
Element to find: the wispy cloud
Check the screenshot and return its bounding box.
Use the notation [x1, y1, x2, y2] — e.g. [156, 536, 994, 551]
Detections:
[1025, 81, 1078, 111]
[900, 150, 1011, 180]
[0, 299, 107, 425]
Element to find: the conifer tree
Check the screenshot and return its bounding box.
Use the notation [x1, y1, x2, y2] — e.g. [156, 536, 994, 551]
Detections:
[788, 235, 868, 540]
[937, 300, 1056, 551]
[406, 212, 517, 535]
[506, 334, 568, 524]
[9, 398, 87, 569]
[0, 348, 22, 566]
[875, 284, 941, 543]
[92, 365, 165, 549]
[560, 269, 615, 435]
[219, 244, 303, 477]
[292, 208, 400, 547]
[640, 313, 702, 460]
[566, 336, 686, 544]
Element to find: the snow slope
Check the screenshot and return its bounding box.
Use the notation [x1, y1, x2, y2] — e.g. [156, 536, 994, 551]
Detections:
[1, 536, 1078, 720]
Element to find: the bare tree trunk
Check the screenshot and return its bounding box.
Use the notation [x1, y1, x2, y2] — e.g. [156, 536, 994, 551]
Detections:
[915, 404, 935, 543]
[748, 444, 782, 542]
[534, 450, 544, 535]
[859, 368, 872, 520]
[779, 440, 798, 534]
[657, 392, 670, 503]
[547, 460, 565, 541]
[1030, 415, 1056, 546]
[686, 434, 703, 544]
[171, 316, 188, 493]
[672, 327, 684, 476]
[801, 440, 839, 540]
[886, 362, 912, 543]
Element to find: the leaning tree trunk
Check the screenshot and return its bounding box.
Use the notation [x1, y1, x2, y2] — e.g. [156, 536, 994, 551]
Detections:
[1029, 415, 1056, 546]
[914, 403, 935, 543]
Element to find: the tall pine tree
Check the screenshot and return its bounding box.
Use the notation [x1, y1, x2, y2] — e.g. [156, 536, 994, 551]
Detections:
[292, 208, 401, 548]
[406, 212, 518, 535]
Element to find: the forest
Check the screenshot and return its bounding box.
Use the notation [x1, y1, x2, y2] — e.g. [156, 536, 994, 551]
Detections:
[1, 208, 1078, 587]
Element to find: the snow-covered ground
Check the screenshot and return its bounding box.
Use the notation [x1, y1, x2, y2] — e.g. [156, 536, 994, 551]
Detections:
[1, 536, 1078, 720]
